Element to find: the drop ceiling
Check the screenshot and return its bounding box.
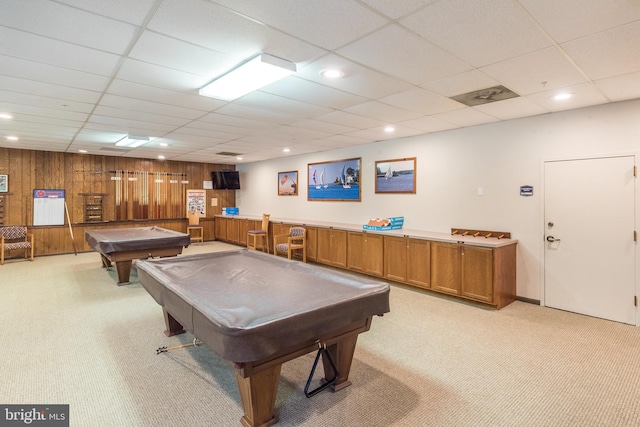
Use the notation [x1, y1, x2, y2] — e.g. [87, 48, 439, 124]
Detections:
[1, 0, 639, 164]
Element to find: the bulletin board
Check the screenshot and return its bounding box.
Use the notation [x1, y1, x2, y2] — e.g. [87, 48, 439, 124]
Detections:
[33, 189, 65, 226]
[186, 189, 206, 217]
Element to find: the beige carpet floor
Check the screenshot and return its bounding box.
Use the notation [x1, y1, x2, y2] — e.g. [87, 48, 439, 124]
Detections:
[1, 242, 640, 426]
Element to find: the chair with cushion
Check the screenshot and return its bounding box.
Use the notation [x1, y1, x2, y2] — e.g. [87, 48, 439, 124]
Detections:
[0, 226, 34, 265]
[247, 213, 270, 252]
[273, 226, 306, 263]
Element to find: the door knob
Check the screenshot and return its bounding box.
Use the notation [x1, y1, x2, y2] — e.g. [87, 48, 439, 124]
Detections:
[546, 235, 561, 242]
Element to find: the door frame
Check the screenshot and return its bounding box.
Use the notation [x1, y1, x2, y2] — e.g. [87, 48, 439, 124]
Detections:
[539, 151, 639, 326]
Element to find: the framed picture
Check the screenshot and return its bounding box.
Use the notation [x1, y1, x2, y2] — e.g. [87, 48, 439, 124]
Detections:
[0, 174, 7, 193]
[375, 157, 416, 194]
[278, 171, 298, 196]
[308, 158, 361, 202]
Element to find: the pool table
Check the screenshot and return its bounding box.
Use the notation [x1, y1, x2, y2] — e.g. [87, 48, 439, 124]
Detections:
[136, 249, 390, 427]
[85, 226, 191, 285]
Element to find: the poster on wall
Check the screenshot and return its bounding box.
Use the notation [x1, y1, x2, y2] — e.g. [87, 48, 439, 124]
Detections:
[308, 158, 361, 202]
[375, 157, 416, 194]
[278, 171, 298, 196]
[33, 189, 65, 226]
[186, 189, 206, 216]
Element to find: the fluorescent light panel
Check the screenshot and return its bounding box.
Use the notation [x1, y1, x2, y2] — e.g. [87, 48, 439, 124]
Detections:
[115, 135, 149, 148]
[199, 53, 296, 101]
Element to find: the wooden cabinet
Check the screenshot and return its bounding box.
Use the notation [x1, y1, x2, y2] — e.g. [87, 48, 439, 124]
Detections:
[431, 242, 461, 295]
[317, 227, 347, 268]
[304, 226, 317, 262]
[347, 232, 383, 277]
[384, 236, 430, 288]
[215, 216, 228, 241]
[431, 241, 516, 309]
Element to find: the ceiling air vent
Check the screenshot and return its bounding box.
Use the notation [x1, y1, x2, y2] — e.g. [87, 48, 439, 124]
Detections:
[216, 152, 243, 156]
[450, 85, 519, 107]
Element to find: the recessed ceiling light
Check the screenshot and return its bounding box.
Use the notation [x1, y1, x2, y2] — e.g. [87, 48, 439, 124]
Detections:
[320, 69, 344, 79]
[236, 156, 243, 160]
[6, 136, 18, 141]
[159, 143, 168, 147]
[283, 148, 291, 153]
[552, 92, 574, 101]
[78, 149, 88, 153]
[384, 126, 395, 133]
[157, 155, 165, 160]
[0, 113, 13, 119]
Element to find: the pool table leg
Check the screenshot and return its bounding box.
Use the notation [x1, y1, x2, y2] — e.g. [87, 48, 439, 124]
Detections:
[115, 260, 132, 285]
[236, 364, 281, 427]
[162, 308, 186, 337]
[323, 335, 358, 391]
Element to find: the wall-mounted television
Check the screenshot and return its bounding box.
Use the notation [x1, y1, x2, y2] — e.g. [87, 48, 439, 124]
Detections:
[211, 170, 240, 190]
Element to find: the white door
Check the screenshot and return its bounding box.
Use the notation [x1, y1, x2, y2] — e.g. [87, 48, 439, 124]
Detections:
[544, 156, 636, 324]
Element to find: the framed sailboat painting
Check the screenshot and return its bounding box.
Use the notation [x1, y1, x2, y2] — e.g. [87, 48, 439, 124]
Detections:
[278, 171, 298, 196]
[308, 158, 361, 201]
[375, 158, 416, 194]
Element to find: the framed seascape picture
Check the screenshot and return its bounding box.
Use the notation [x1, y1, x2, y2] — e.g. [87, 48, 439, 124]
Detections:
[278, 171, 298, 196]
[308, 158, 361, 202]
[375, 157, 416, 194]
[0, 174, 7, 192]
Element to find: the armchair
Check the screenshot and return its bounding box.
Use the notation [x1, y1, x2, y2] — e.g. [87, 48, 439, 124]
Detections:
[0, 226, 34, 265]
[273, 226, 306, 263]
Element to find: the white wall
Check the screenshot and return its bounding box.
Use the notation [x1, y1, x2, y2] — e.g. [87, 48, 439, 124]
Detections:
[236, 99, 640, 300]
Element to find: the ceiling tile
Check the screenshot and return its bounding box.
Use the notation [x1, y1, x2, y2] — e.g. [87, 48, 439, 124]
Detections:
[150, 0, 325, 62]
[400, 0, 552, 67]
[0, 55, 111, 91]
[0, 0, 138, 54]
[595, 72, 640, 102]
[480, 47, 588, 95]
[296, 54, 413, 99]
[337, 24, 471, 85]
[56, 0, 158, 25]
[212, 0, 389, 50]
[518, 0, 640, 43]
[431, 107, 499, 127]
[526, 83, 610, 112]
[261, 77, 368, 109]
[0, 27, 121, 75]
[562, 21, 640, 80]
[359, 0, 437, 19]
[344, 100, 422, 123]
[474, 96, 549, 120]
[380, 87, 464, 115]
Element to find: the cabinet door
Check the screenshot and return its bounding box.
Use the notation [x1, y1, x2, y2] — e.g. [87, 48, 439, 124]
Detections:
[431, 241, 460, 295]
[215, 217, 228, 241]
[238, 219, 249, 246]
[347, 232, 364, 272]
[407, 238, 430, 289]
[461, 245, 493, 303]
[384, 235, 407, 282]
[227, 218, 239, 243]
[363, 233, 384, 277]
[316, 228, 332, 265]
[305, 226, 317, 262]
[332, 229, 348, 268]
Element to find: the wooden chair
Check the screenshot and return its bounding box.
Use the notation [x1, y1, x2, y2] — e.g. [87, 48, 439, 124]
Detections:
[247, 213, 270, 252]
[187, 210, 204, 243]
[0, 226, 34, 265]
[273, 226, 306, 263]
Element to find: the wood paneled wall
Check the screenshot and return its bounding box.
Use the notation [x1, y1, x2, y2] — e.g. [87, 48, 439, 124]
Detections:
[0, 147, 233, 255]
